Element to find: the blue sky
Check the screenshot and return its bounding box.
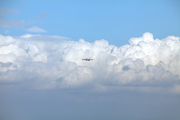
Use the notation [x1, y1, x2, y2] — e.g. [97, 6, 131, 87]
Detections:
[0, 0, 180, 46]
[0, 0, 180, 120]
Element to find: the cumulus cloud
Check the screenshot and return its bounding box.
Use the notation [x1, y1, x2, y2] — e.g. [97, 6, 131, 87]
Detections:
[0, 33, 179, 93]
[26, 26, 47, 32]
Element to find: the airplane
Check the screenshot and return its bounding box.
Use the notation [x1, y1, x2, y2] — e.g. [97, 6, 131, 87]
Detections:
[82, 58, 93, 61]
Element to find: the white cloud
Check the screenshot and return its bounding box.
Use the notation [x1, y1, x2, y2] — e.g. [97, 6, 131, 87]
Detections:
[38, 12, 49, 18]
[0, 8, 17, 16]
[0, 33, 179, 92]
[0, 8, 25, 28]
[26, 26, 47, 33]
[0, 8, 35, 28]
[26, 20, 36, 25]
[0, 8, 16, 14]
[4, 30, 9, 34]
[0, 20, 25, 27]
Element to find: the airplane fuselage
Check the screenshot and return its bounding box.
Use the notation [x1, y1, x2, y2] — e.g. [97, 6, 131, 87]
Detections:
[82, 58, 93, 61]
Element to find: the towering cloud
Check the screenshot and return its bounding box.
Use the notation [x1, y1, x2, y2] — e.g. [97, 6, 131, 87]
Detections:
[0, 33, 179, 92]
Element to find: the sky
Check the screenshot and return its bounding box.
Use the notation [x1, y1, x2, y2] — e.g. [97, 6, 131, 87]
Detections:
[0, 0, 180, 120]
[0, 0, 180, 45]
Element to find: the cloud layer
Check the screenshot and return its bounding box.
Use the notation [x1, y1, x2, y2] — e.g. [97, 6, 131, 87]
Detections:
[0, 8, 25, 28]
[0, 33, 179, 92]
[0, 20, 25, 27]
[26, 26, 47, 32]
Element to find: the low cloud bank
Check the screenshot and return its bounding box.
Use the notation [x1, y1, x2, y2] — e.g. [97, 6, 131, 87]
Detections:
[0, 33, 179, 92]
